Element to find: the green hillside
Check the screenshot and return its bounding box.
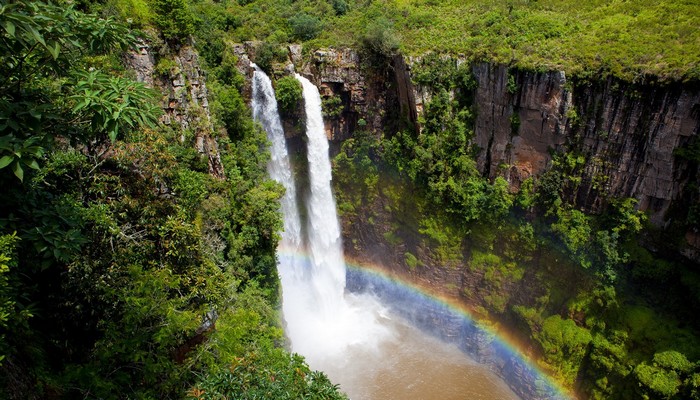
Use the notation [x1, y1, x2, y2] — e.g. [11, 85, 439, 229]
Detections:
[173, 0, 700, 81]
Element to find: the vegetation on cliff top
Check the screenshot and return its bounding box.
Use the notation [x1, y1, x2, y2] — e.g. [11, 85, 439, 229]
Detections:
[158, 0, 700, 82]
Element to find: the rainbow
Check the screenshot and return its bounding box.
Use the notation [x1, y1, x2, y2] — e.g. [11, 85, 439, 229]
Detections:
[277, 248, 573, 400]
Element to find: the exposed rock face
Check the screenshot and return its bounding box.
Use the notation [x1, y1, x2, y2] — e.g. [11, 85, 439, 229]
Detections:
[125, 40, 224, 179]
[236, 45, 700, 250]
[236, 44, 417, 145]
[472, 64, 572, 190]
[472, 64, 700, 225]
[299, 48, 371, 142]
[572, 80, 699, 224]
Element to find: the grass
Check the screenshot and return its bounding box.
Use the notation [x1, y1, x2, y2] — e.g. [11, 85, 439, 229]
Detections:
[205, 0, 700, 82]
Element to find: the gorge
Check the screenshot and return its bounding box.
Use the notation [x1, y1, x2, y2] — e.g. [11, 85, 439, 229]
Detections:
[235, 40, 700, 399]
[253, 61, 539, 399]
[1, 1, 699, 399]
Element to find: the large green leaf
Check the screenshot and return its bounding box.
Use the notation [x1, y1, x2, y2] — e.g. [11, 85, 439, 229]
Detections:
[0, 155, 12, 169]
[11, 160, 23, 181]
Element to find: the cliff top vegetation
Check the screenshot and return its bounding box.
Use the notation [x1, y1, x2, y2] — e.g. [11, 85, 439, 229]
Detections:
[173, 0, 699, 82]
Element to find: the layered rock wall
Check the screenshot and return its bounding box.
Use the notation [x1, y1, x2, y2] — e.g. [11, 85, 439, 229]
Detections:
[472, 64, 700, 225]
[235, 45, 700, 230]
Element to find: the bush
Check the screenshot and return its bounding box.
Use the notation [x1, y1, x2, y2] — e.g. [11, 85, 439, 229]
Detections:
[152, 0, 195, 41]
[289, 13, 323, 41]
[106, 0, 152, 27]
[214, 84, 250, 139]
[253, 42, 287, 75]
[331, 0, 348, 16]
[275, 76, 303, 116]
[362, 17, 399, 58]
[322, 95, 344, 118]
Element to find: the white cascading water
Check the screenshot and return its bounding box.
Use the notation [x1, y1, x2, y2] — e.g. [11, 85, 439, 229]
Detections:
[287, 73, 392, 368]
[251, 67, 391, 377]
[251, 65, 302, 250]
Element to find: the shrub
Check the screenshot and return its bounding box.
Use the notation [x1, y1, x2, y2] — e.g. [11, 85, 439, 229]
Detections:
[253, 42, 287, 75]
[107, 0, 152, 27]
[322, 95, 344, 118]
[152, 0, 195, 41]
[275, 76, 303, 116]
[155, 57, 179, 78]
[331, 0, 348, 16]
[362, 17, 400, 58]
[289, 13, 323, 41]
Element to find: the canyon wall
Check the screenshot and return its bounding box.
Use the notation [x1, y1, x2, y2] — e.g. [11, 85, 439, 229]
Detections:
[234, 44, 700, 254]
[470, 64, 700, 226]
[125, 40, 224, 178]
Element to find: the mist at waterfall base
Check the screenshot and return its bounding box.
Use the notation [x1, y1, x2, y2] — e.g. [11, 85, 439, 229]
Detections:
[252, 68, 520, 399]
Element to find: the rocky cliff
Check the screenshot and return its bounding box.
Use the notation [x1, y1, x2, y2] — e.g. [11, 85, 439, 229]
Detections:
[125, 39, 224, 178]
[235, 45, 700, 254]
[470, 64, 700, 226]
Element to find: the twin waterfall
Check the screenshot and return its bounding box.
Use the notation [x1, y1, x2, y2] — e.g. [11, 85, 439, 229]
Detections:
[251, 67, 523, 400]
[251, 67, 390, 374]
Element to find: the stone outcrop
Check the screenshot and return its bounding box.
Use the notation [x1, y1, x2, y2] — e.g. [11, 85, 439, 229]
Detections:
[471, 64, 572, 189]
[125, 40, 224, 179]
[235, 43, 416, 144]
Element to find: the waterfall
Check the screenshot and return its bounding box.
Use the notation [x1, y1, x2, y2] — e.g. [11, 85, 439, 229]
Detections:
[252, 67, 524, 400]
[252, 68, 526, 400]
[252, 68, 392, 392]
[294, 74, 346, 316]
[251, 65, 302, 250]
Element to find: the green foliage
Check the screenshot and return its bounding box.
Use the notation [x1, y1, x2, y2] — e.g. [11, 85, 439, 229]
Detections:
[362, 17, 399, 58]
[330, 0, 348, 16]
[551, 208, 593, 267]
[535, 315, 592, 385]
[212, 0, 699, 81]
[0, 234, 22, 365]
[275, 76, 303, 116]
[212, 82, 251, 139]
[253, 41, 287, 75]
[104, 0, 152, 27]
[0, 0, 147, 182]
[515, 177, 535, 210]
[69, 70, 160, 142]
[0, 3, 301, 398]
[289, 13, 323, 41]
[506, 73, 518, 94]
[404, 251, 420, 270]
[322, 95, 344, 119]
[152, 0, 195, 41]
[155, 57, 179, 78]
[635, 362, 682, 399]
[190, 349, 347, 400]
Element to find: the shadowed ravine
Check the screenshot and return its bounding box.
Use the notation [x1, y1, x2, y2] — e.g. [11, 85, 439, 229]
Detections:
[252, 69, 521, 399]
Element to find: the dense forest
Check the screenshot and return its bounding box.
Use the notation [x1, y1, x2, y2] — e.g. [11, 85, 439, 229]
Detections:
[1, 0, 699, 399]
[0, 0, 347, 398]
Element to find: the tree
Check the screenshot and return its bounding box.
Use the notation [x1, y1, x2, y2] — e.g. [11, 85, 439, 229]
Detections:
[275, 76, 302, 117]
[152, 0, 195, 41]
[0, 0, 156, 181]
[288, 13, 323, 41]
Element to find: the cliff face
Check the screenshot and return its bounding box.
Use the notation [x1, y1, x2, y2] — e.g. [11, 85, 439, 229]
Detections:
[125, 40, 224, 178]
[471, 64, 700, 225]
[237, 45, 700, 252]
[285, 50, 699, 229]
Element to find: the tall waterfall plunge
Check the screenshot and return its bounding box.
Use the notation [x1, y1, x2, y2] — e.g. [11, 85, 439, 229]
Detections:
[252, 69, 519, 400]
[251, 68, 391, 370]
